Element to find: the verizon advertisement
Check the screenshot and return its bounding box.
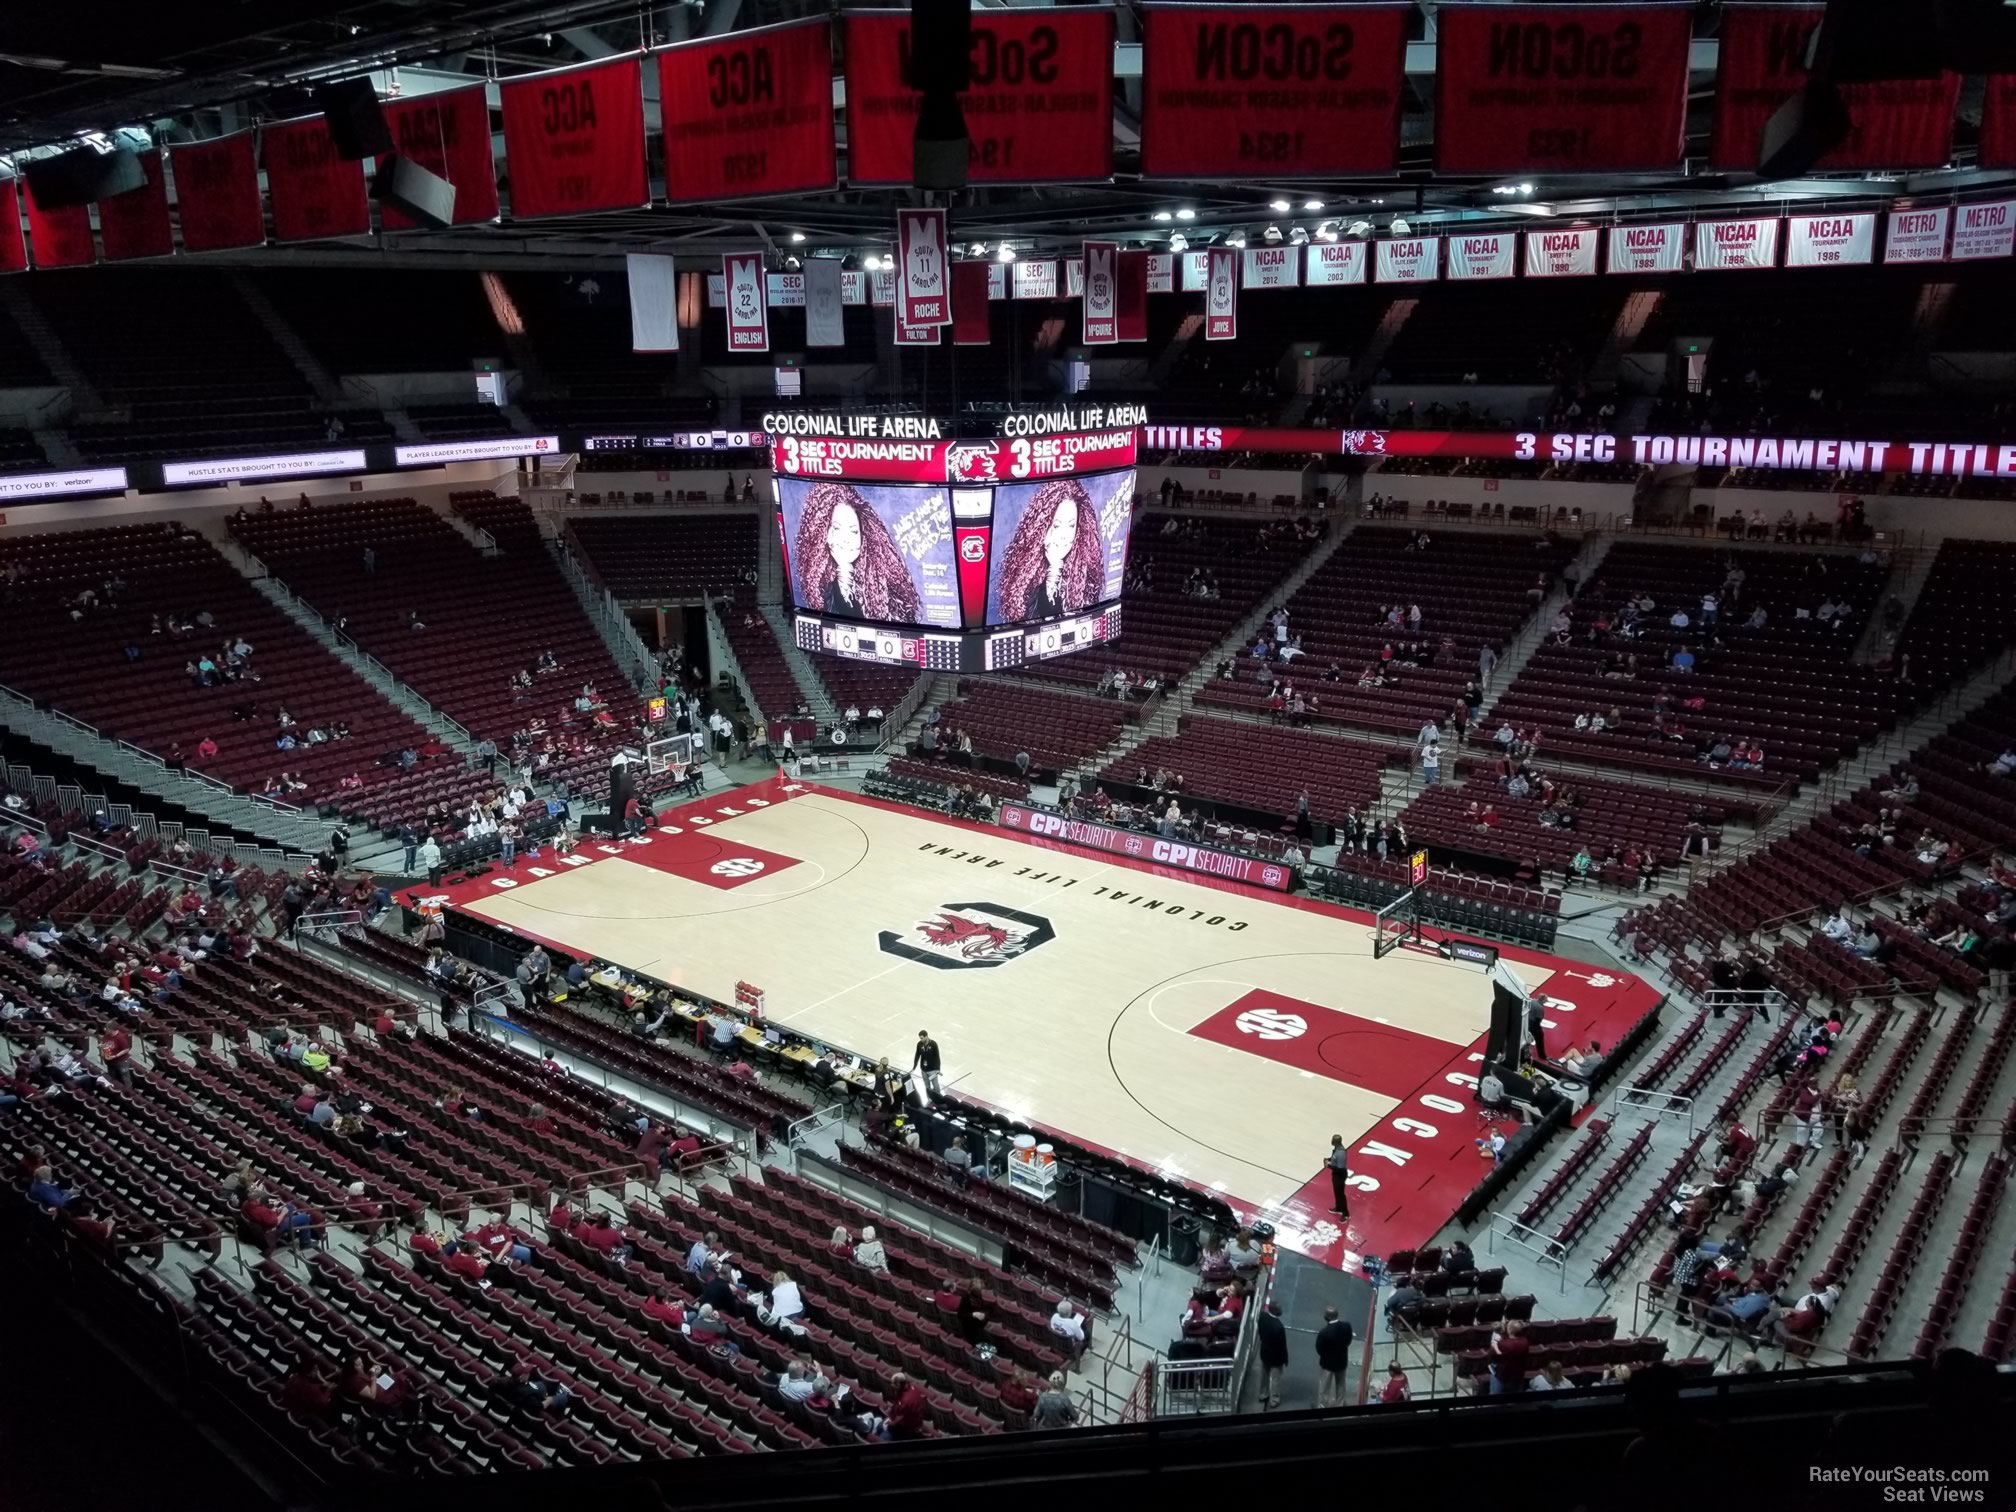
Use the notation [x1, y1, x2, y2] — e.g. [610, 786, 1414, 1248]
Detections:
[998, 804, 1294, 892]
[0, 466, 129, 501]
[162, 450, 368, 486]
[500, 58, 649, 217]
[656, 19, 837, 203]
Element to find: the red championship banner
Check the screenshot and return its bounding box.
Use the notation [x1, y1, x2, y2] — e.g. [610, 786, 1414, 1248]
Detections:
[896, 207, 951, 326]
[1139, 3, 1407, 178]
[1082, 240, 1119, 343]
[1434, 2, 1693, 173]
[1711, 4, 1959, 171]
[1204, 247, 1238, 339]
[1115, 250, 1150, 341]
[24, 180, 93, 269]
[658, 19, 837, 202]
[952, 260, 993, 345]
[843, 7, 1114, 184]
[501, 57, 648, 218]
[723, 252, 770, 352]
[172, 133, 264, 251]
[96, 150, 173, 261]
[0, 180, 26, 274]
[1984, 76, 2016, 170]
[262, 116, 370, 242]
[381, 87, 498, 228]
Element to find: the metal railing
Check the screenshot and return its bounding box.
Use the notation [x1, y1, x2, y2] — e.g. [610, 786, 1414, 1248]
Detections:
[876, 670, 935, 753]
[787, 1101, 847, 1150]
[1609, 1086, 1698, 1135]
[1151, 1263, 1270, 1417]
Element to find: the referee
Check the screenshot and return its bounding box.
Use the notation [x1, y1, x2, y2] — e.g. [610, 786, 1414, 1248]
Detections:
[1327, 1134, 1351, 1218]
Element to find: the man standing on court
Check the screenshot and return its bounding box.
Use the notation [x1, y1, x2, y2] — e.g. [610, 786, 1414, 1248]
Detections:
[912, 1030, 942, 1097]
[1327, 1134, 1351, 1218]
[1314, 1304, 1354, 1407]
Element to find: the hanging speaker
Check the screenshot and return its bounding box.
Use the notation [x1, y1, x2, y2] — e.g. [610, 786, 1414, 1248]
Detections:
[25, 145, 146, 208]
[315, 77, 394, 160]
[1757, 80, 1853, 179]
[371, 154, 457, 228]
[910, 0, 973, 92]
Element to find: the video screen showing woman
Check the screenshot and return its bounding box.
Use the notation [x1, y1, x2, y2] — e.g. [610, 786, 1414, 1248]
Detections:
[779, 479, 958, 628]
[986, 471, 1133, 625]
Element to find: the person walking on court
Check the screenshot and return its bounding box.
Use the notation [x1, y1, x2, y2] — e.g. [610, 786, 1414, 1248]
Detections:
[1315, 1304, 1354, 1407]
[912, 1030, 942, 1097]
[1257, 1299, 1289, 1409]
[1327, 1134, 1352, 1218]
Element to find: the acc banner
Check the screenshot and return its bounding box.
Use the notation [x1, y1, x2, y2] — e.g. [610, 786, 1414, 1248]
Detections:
[1139, 4, 1407, 178]
[626, 253, 678, 352]
[953, 261, 993, 345]
[1375, 237, 1439, 283]
[1305, 242, 1367, 285]
[723, 252, 770, 352]
[658, 20, 836, 202]
[1082, 241, 1119, 344]
[805, 258, 846, 347]
[1242, 245, 1299, 289]
[1884, 207, 1948, 264]
[1606, 222, 1684, 273]
[1785, 213, 1874, 269]
[843, 8, 1114, 184]
[263, 116, 370, 243]
[1116, 250, 1150, 341]
[501, 58, 648, 218]
[24, 180, 93, 269]
[173, 133, 264, 251]
[96, 150, 173, 260]
[896, 209, 951, 326]
[1524, 227, 1598, 277]
[0, 180, 26, 274]
[1204, 247, 1238, 340]
[1010, 260, 1058, 300]
[1446, 232, 1515, 280]
[1434, 2, 1693, 173]
[1950, 201, 2016, 263]
[1695, 218, 1780, 272]
[1711, 4, 1958, 171]
[381, 87, 498, 227]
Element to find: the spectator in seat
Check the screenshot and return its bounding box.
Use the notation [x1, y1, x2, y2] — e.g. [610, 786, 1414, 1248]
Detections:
[1381, 1363, 1410, 1403]
[853, 1225, 888, 1272]
[686, 1229, 722, 1274]
[1528, 1359, 1573, 1392]
[1777, 1278, 1840, 1340]
[577, 1211, 632, 1261]
[883, 1372, 929, 1439]
[502, 1363, 573, 1415]
[1050, 1298, 1090, 1360]
[953, 1279, 991, 1346]
[280, 1360, 335, 1418]
[759, 1268, 805, 1328]
[997, 1367, 1041, 1423]
[943, 1134, 973, 1176]
[1226, 1227, 1264, 1278]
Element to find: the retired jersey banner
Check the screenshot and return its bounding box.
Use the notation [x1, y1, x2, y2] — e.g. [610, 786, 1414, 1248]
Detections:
[896, 208, 951, 326]
[1434, 2, 1693, 173]
[1695, 217, 1780, 272]
[1983, 76, 2016, 169]
[1524, 226, 1598, 277]
[24, 180, 93, 269]
[1242, 245, 1299, 289]
[1711, 4, 1959, 171]
[1305, 241, 1367, 286]
[1082, 240, 1119, 344]
[1884, 207, 1949, 265]
[1204, 247, 1238, 339]
[895, 315, 940, 345]
[1950, 200, 2016, 263]
[1375, 236, 1439, 283]
[953, 260, 994, 345]
[96, 150, 173, 261]
[806, 258, 846, 347]
[1139, 3, 1407, 178]
[173, 133, 264, 251]
[501, 58, 648, 218]
[627, 253, 679, 352]
[1606, 221, 1684, 273]
[381, 87, 498, 227]
[1785, 213, 1874, 269]
[844, 8, 1114, 185]
[1116, 250, 1150, 341]
[723, 252, 770, 352]
[0, 180, 27, 274]
[263, 116, 370, 242]
[1146, 253, 1176, 293]
[1446, 231, 1515, 280]
[1011, 260, 1059, 300]
[658, 19, 837, 203]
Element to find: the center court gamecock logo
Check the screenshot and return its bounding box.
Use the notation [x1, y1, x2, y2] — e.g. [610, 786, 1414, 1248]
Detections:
[945, 442, 998, 483]
[878, 900, 1055, 971]
[1338, 430, 1389, 456]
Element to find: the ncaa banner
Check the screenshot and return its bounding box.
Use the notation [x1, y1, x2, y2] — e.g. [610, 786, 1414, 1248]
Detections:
[172, 133, 264, 251]
[895, 316, 940, 346]
[262, 115, 370, 243]
[1446, 232, 1515, 280]
[96, 150, 174, 261]
[1242, 245, 1299, 289]
[1695, 218, 1780, 272]
[953, 261, 993, 345]
[1065, 258, 1085, 298]
[1305, 242, 1367, 286]
[1139, 4, 1407, 178]
[1785, 213, 1874, 269]
[1884, 207, 1949, 265]
[1116, 250, 1151, 342]
[626, 253, 678, 352]
[1011, 260, 1058, 300]
[1606, 222, 1684, 274]
[1205, 247, 1239, 340]
[1950, 201, 2016, 263]
[380, 87, 498, 228]
[501, 58, 649, 217]
[1082, 241, 1120, 344]
[723, 252, 770, 352]
[1375, 236, 1439, 283]
[1524, 227, 1598, 278]
[657, 19, 837, 203]
[896, 208, 951, 326]
[1146, 253, 1176, 294]
[1180, 250, 1210, 291]
[1434, 2, 1693, 173]
[805, 258, 847, 347]
[0, 179, 24, 274]
[23, 179, 93, 269]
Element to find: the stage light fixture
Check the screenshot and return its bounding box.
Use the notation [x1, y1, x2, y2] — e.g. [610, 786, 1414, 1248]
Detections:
[1262, 223, 1282, 242]
[1175, 207, 1196, 221]
[1269, 198, 1291, 212]
[1390, 217, 1411, 235]
[1290, 226, 1309, 244]
[1303, 199, 1324, 212]
[789, 231, 805, 243]
[996, 243, 1016, 262]
[1169, 232, 1187, 252]
[1152, 210, 1173, 223]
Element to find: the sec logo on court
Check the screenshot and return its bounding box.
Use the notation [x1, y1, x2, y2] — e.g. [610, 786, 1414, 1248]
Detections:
[710, 857, 765, 878]
[1234, 1008, 1307, 1040]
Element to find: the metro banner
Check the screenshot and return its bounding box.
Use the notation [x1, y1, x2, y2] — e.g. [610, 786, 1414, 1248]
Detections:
[1433, 2, 1694, 173]
[1138, 3, 1407, 179]
[380, 87, 499, 228]
[997, 803, 1293, 892]
[500, 57, 649, 217]
[262, 116, 370, 243]
[770, 426, 1139, 484]
[657, 19, 837, 203]
[842, 7, 1115, 184]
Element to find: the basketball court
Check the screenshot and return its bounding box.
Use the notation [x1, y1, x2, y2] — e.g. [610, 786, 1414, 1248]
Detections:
[429, 779, 1661, 1268]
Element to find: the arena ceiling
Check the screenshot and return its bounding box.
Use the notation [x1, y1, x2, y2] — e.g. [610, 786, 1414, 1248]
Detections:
[2, 1, 2014, 269]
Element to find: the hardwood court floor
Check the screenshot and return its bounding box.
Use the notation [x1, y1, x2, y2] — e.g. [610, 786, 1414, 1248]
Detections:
[436, 779, 1660, 1266]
